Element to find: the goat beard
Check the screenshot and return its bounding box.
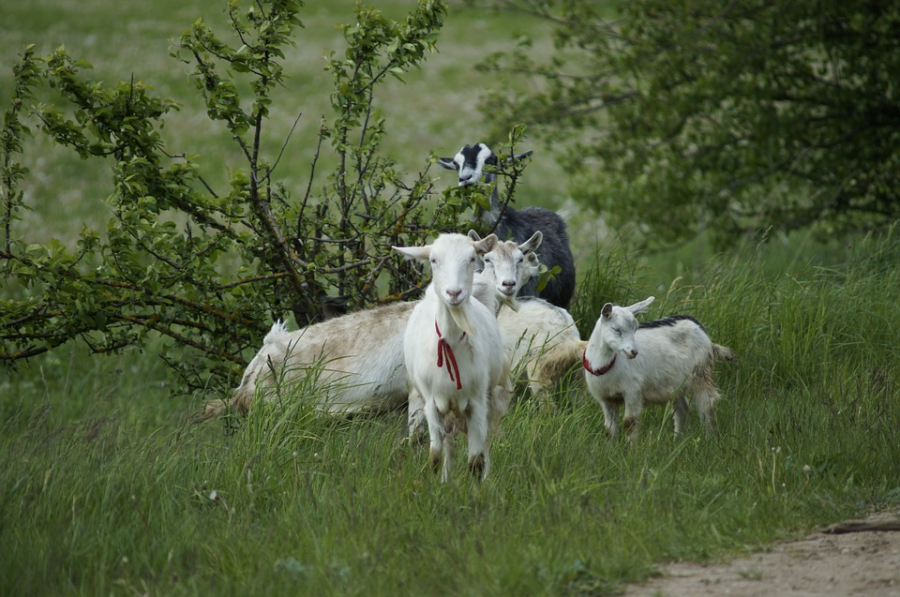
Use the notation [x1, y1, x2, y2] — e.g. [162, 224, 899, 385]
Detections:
[447, 303, 478, 338]
[496, 291, 519, 313]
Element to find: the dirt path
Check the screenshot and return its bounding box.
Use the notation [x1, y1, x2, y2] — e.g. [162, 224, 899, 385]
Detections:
[625, 510, 900, 597]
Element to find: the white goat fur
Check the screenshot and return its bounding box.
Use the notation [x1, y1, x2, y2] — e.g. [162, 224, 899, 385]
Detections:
[406, 233, 542, 439]
[193, 232, 539, 424]
[583, 297, 735, 440]
[395, 233, 509, 482]
[499, 297, 586, 404]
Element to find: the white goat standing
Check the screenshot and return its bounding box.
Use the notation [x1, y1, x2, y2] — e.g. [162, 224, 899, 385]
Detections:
[583, 297, 735, 440]
[406, 232, 542, 441]
[395, 233, 509, 482]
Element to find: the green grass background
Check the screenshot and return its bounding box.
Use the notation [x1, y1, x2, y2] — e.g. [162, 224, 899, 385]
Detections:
[2, 1, 900, 595]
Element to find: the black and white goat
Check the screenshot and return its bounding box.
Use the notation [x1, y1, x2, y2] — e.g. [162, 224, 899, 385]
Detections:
[438, 142, 576, 309]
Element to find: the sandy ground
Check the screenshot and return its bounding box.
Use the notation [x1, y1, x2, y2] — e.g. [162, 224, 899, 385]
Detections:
[625, 510, 900, 597]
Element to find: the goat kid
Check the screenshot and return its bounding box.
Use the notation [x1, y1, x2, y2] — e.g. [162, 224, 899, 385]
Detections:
[438, 142, 576, 309]
[583, 296, 735, 440]
[395, 233, 509, 482]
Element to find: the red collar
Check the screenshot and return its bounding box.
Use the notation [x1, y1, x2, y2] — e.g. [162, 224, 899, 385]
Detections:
[583, 347, 616, 376]
[435, 321, 466, 390]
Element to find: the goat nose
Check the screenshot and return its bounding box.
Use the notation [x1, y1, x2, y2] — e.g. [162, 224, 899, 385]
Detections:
[502, 279, 516, 289]
[446, 288, 462, 300]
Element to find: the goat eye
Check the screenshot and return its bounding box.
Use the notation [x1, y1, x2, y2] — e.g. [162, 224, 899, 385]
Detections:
[469, 257, 476, 263]
[430, 258, 437, 265]
[517, 257, 524, 264]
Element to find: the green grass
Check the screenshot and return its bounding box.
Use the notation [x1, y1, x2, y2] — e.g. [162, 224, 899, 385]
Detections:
[3, 1, 900, 595]
[3, 229, 900, 596]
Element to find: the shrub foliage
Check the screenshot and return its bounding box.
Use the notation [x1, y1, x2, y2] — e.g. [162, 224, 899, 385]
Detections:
[0, 0, 471, 391]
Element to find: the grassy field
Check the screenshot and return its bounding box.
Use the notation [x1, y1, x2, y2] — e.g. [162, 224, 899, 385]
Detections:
[3, 1, 900, 596]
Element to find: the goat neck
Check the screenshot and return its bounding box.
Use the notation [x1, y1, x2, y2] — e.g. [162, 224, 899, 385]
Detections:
[434, 286, 477, 341]
[583, 331, 619, 377]
[584, 306, 632, 375]
[472, 272, 502, 316]
[481, 169, 503, 228]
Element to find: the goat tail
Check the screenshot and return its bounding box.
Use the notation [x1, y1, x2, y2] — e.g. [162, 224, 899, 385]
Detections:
[713, 343, 736, 362]
[535, 339, 588, 385]
[191, 399, 228, 424]
[264, 319, 290, 344]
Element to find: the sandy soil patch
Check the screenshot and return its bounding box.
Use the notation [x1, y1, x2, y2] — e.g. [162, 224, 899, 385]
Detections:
[626, 510, 900, 597]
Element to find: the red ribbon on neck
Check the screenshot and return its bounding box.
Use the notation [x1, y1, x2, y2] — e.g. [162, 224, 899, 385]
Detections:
[583, 347, 616, 376]
[435, 321, 465, 390]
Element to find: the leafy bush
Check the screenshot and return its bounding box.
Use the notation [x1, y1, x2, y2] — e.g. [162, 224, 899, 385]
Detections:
[0, 0, 487, 392]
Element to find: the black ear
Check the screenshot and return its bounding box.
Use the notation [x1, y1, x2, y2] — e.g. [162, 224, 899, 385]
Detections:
[485, 154, 498, 166]
[437, 157, 459, 171]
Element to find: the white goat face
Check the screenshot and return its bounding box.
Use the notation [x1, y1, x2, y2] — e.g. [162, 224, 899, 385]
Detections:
[601, 304, 640, 359]
[597, 296, 655, 359]
[393, 233, 498, 307]
[478, 230, 543, 301]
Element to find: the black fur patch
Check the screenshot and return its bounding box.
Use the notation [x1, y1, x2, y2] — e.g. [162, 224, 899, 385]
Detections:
[459, 144, 485, 168]
[453, 141, 576, 309]
[640, 315, 707, 333]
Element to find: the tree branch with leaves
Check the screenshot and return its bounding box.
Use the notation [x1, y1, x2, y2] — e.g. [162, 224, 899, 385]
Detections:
[1, 0, 467, 394]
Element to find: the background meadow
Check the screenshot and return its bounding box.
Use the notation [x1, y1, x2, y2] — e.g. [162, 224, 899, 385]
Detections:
[2, 1, 899, 595]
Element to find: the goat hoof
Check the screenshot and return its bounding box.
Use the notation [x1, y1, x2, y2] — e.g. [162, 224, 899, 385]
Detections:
[429, 449, 442, 474]
[468, 454, 486, 481]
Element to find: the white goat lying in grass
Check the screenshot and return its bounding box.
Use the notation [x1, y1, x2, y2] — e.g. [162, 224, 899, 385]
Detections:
[582, 296, 735, 440]
[499, 297, 586, 405]
[193, 231, 540, 424]
[395, 232, 509, 482]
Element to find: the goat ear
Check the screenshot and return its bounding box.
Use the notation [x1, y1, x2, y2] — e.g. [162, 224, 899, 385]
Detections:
[393, 245, 432, 263]
[519, 230, 543, 254]
[601, 303, 614, 320]
[523, 253, 541, 284]
[467, 229, 482, 242]
[473, 233, 498, 255]
[627, 296, 655, 315]
[436, 157, 458, 171]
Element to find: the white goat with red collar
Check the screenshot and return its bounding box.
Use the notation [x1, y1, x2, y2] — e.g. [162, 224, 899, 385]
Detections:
[395, 233, 510, 482]
[406, 231, 542, 441]
[583, 296, 735, 440]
